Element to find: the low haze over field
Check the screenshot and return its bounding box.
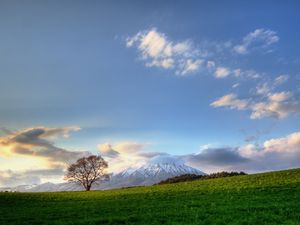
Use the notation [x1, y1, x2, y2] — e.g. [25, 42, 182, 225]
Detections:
[0, 0, 300, 187]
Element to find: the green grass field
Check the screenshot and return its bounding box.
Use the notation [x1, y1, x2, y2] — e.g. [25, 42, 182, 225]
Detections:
[0, 168, 299, 225]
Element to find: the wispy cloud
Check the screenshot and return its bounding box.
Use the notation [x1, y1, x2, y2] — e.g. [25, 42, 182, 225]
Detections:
[256, 75, 289, 95]
[232, 83, 240, 89]
[126, 28, 203, 75]
[211, 93, 249, 110]
[250, 91, 300, 119]
[98, 141, 166, 172]
[233, 28, 279, 54]
[126, 27, 298, 120]
[211, 91, 300, 119]
[179, 59, 204, 75]
[256, 82, 271, 96]
[274, 74, 289, 86]
[125, 27, 278, 81]
[214, 67, 231, 78]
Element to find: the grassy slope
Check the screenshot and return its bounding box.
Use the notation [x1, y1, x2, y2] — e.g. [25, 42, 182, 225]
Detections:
[0, 168, 299, 225]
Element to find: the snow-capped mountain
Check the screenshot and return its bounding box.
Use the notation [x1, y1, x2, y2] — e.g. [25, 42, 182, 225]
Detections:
[99, 156, 205, 189]
[1, 156, 205, 192]
[119, 156, 204, 178]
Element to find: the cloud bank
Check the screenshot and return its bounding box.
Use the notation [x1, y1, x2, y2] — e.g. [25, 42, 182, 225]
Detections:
[97, 130, 300, 174]
[0, 126, 90, 186]
[184, 131, 300, 173]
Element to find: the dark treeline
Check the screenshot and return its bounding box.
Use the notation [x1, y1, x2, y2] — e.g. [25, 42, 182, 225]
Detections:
[158, 171, 247, 185]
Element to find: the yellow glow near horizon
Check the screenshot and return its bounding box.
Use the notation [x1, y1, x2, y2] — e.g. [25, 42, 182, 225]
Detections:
[0, 146, 13, 158]
[0, 154, 53, 172]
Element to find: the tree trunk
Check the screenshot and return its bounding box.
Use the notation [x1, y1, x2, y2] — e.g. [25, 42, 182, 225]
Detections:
[86, 185, 91, 191]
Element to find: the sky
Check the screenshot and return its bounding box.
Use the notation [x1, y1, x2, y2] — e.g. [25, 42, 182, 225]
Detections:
[0, 0, 300, 187]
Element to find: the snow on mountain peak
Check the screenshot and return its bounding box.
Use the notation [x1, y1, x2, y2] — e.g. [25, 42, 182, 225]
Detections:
[148, 155, 185, 166]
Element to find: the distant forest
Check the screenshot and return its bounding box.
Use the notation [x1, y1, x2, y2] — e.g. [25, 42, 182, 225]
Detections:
[158, 171, 247, 185]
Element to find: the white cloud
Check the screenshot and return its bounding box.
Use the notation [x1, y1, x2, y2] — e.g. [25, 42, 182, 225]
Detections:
[263, 132, 300, 153]
[179, 59, 204, 75]
[126, 28, 276, 80]
[256, 82, 271, 96]
[269, 91, 292, 102]
[243, 70, 261, 79]
[233, 28, 279, 54]
[246, 29, 279, 45]
[254, 75, 289, 97]
[213, 66, 258, 80]
[233, 45, 248, 54]
[173, 41, 191, 55]
[238, 144, 260, 158]
[146, 58, 174, 69]
[98, 143, 120, 158]
[211, 93, 248, 110]
[274, 74, 289, 86]
[212, 91, 300, 119]
[233, 69, 242, 77]
[239, 131, 300, 160]
[127, 28, 298, 122]
[98, 132, 300, 174]
[232, 69, 261, 79]
[126, 28, 202, 75]
[100, 134, 300, 174]
[232, 83, 240, 88]
[250, 91, 300, 119]
[97, 141, 166, 173]
[138, 29, 168, 58]
[215, 67, 230, 78]
[207, 61, 216, 69]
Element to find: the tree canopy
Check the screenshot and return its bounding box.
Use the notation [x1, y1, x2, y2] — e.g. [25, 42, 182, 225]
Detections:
[64, 155, 109, 191]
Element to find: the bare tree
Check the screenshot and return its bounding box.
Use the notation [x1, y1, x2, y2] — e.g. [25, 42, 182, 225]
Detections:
[64, 155, 109, 191]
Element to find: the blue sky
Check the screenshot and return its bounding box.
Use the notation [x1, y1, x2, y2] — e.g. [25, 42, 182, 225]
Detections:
[0, 1, 300, 186]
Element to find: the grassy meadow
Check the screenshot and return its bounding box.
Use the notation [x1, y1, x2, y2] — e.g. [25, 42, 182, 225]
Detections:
[0, 168, 299, 225]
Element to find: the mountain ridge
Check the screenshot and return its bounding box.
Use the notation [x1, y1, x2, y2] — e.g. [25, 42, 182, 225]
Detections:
[1, 157, 205, 192]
